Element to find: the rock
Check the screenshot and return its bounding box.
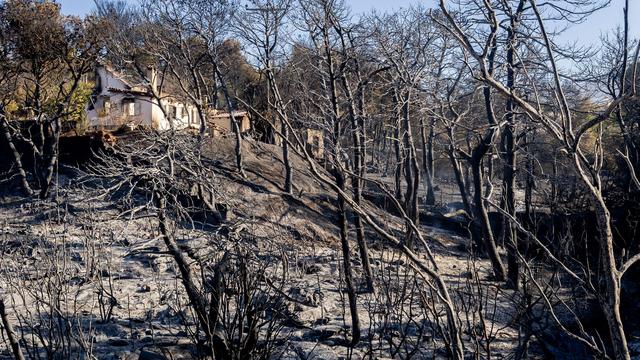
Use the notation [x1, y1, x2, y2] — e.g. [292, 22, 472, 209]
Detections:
[282, 309, 306, 328]
[288, 287, 317, 306]
[323, 339, 335, 346]
[303, 329, 336, 341]
[297, 260, 322, 274]
[108, 338, 129, 347]
[455, 242, 469, 252]
[421, 334, 433, 343]
[305, 264, 322, 274]
[460, 271, 473, 279]
[302, 326, 344, 342]
[139, 350, 168, 360]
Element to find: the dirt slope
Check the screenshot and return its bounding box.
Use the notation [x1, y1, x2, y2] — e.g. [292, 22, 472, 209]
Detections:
[0, 136, 524, 359]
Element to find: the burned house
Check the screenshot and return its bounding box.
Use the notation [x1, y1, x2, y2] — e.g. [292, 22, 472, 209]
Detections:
[304, 128, 324, 159]
[86, 65, 203, 131]
[207, 110, 251, 137]
[86, 65, 255, 137]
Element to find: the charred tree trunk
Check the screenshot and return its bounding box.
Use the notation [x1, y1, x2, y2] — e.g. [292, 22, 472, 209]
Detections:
[464, 160, 473, 200]
[265, 69, 293, 194]
[282, 119, 292, 194]
[39, 119, 60, 199]
[321, 24, 361, 344]
[400, 90, 420, 248]
[380, 124, 390, 175]
[0, 299, 25, 360]
[392, 90, 404, 204]
[421, 117, 436, 206]
[471, 155, 505, 280]
[524, 132, 534, 222]
[351, 159, 374, 293]
[502, 0, 525, 290]
[215, 66, 245, 178]
[501, 122, 518, 289]
[471, 85, 506, 281]
[571, 151, 630, 359]
[551, 153, 558, 213]
[0, 113, 33, 196]
[446, 131, 484, 249]
[614, 106, 639, 191]
[155, 194, 212, 340]
[593, 192, 630, 360]
[334, 167, 361, 345]
[262, 38, 294, 194]
[340, 72, 375, 292]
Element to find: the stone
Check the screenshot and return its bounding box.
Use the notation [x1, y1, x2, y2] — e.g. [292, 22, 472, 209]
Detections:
[107, 338, 129, 347]
[139, 350, 168, 360]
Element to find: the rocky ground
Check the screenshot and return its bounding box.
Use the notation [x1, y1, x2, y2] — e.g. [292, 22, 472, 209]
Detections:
[0, 137, 610, 359]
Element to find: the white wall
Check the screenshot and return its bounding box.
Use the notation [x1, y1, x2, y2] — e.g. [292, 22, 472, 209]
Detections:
[87, 67, 203, 131]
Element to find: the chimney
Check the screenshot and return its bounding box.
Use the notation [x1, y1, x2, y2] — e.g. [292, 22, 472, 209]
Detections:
[146, 66, 158, 94]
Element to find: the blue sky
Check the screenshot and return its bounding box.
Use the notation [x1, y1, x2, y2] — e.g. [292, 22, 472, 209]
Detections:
[59, 0, 638, 46]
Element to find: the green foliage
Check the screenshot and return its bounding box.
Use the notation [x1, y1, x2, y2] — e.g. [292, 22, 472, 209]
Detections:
[66, 81, 94, 134]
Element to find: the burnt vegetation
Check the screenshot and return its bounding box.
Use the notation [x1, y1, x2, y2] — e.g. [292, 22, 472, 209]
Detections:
[1, 0, 640, 359]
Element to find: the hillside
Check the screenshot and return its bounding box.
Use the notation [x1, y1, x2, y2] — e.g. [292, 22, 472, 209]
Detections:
[0, 135, 529, 360]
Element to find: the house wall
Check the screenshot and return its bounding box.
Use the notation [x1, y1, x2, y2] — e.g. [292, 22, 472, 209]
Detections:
[87, 94, 152, 130]
[305, 128, 324, 159]
[209, 117, 231, 133]
[239, 116, 251, 132]
[209, 115, 250, 136]
[87, 67, 202, 131]
[150, 100, 165, 130]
